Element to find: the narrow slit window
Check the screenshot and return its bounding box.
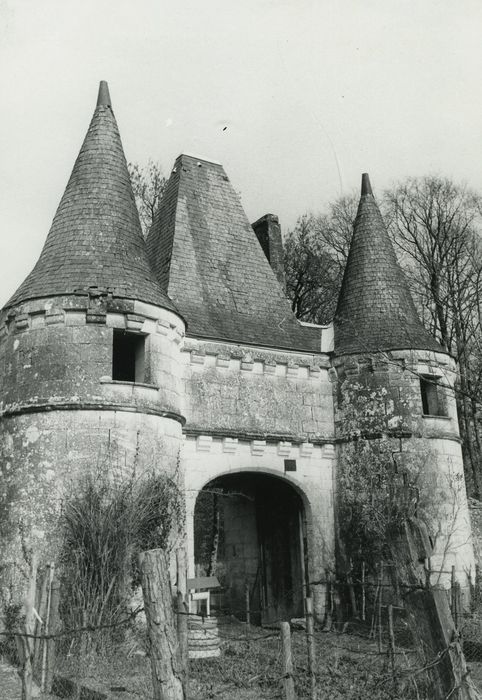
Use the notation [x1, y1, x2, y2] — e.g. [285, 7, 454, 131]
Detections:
[420, 376, 447, 417]
[112, 331, 145, 383]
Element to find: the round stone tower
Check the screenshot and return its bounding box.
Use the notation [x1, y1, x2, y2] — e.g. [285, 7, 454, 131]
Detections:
[0, 82, 185, 590]
[333, 174, 475, 590]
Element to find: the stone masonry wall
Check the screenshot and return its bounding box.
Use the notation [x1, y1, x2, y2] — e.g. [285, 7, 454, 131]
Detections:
[333, 348, 460, 440]
[333, 348, 475, 588]
[0, 295, 186, 602]
[0, 409, 183, 602]
[181, 338, 334, 441]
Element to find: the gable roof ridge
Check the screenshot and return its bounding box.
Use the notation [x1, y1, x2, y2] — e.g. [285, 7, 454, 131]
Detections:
[180, 152, 223, 166]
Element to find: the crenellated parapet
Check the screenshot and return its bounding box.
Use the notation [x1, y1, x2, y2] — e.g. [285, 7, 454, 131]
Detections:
[182, 338, 328, 376]
[181, 337, 334, 443]
[0, 295, 184, 340]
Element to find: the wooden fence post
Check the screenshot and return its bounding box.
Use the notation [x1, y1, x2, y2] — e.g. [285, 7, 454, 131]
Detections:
[16, 551, 38, 700]
[361, 561, 366, 622]
[387, 604, 396, 688]
[378, 561, 383, 653]
[323, 573, 333, 631]
[45, 576, 60, 694]
[405, 587, 482, 700]
[33, 566, 48, 672]
[305, 597, 316, 700]
[175, 548, 189, 687]
[280, 621, 296, 700]
[139, 549, 186, 700]
[455, 580, 462, 632]
[40, 563, 55, 692]
[451, 565, 457, 627]
[347, 560, 358, 618]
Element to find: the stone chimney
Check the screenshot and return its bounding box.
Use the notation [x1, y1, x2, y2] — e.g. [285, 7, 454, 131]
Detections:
[252, 214, 286, 290]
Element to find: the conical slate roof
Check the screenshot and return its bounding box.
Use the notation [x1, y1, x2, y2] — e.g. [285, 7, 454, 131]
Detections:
[334, 174, 441, 356]
[146, 154, 319, 352]
[6, 82, 176, 313]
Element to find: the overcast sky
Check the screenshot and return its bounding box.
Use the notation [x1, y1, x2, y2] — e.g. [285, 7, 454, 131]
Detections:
[1, 0, 481, 306]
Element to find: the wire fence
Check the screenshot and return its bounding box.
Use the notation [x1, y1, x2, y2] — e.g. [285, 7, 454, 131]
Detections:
[2, 569, 482, 700]
[0, 608, 428, 699]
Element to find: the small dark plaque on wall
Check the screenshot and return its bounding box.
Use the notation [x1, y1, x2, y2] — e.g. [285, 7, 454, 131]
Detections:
[284, 459, 297, 472]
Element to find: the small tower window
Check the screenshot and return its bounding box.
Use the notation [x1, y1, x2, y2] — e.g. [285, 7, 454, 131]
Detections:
[112, 331, 145, 383]
[420, 376, 447, 417]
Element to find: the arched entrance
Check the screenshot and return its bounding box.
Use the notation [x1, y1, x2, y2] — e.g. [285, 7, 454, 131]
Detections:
[194, 472, 306, 624]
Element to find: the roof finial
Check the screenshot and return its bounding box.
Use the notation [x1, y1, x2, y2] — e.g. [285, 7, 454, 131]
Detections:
[361, 173, 373, 196]
[96, 80, 111, 108]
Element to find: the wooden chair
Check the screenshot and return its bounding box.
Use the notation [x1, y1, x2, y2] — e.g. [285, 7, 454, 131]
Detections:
[187, 576, 221, 617]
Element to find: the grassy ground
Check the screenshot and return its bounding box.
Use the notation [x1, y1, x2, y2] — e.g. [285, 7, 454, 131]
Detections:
[43, 619, 435, 699]
[2, 618, 482, 699]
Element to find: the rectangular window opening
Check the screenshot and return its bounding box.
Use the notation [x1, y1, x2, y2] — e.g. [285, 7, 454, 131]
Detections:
[112, 331, 146, 383]
[420, 376, 447, 417]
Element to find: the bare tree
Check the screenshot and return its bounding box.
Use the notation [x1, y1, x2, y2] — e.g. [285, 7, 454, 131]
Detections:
[284, 194, 357, 324]
[128, 159, 166, 237]
[384, 177, 482, 346]
[315, 194, 356, 270]
[384, 177, 482, 496]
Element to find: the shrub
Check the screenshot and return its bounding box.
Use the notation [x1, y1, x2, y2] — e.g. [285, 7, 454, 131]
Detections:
[59, 470, 184, 648]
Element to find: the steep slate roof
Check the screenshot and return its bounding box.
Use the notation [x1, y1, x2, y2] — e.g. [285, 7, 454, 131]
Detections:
[334, 174, 442, 356]
[6, 82, 177, 313]
[146, 154, 318, 352]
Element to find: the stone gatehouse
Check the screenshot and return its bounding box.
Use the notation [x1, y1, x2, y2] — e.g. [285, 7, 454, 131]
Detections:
[0, 82, 475, 619]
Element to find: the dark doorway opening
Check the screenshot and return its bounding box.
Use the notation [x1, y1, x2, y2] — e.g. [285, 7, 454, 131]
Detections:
[194, 472, 306, 625]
